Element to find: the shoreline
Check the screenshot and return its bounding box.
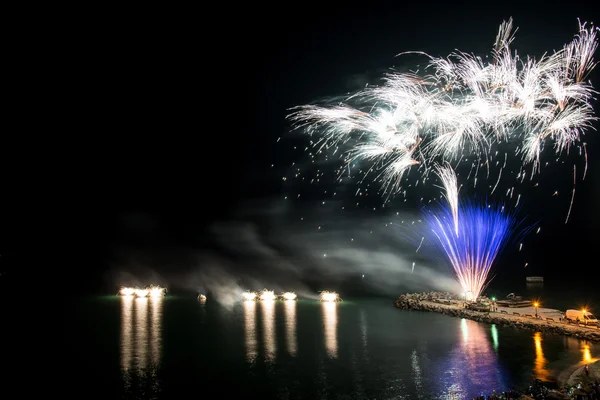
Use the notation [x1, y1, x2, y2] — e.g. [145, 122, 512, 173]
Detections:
[394, 292, 600, 342]
[562, 360, 600, 386]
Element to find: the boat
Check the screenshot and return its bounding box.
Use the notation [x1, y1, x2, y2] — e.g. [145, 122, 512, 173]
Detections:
[495, 293, 532, 308]
[526, 276, 544, 283]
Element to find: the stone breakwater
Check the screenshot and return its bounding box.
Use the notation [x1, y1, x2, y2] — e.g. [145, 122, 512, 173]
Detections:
[394, 292, 600, 342]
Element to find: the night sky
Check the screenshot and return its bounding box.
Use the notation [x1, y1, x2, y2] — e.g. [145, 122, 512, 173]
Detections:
[10, 3, 598, 295]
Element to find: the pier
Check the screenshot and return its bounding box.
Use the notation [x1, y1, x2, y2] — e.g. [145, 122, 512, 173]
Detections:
[394, 292, 600, 342]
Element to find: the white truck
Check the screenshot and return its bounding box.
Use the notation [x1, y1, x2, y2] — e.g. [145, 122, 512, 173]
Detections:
[564, 309, 598, 325]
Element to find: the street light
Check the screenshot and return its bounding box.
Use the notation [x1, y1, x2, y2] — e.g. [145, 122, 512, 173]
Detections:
[534, 302, 539, 318]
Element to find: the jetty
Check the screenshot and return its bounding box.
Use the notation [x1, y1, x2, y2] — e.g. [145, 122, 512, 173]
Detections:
[394, 292, 600, 342]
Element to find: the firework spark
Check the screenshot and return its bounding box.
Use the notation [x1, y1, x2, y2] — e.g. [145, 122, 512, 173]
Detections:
[134, 288, 149, 298]
[288, 19, 598, 196]
[319, 291, 342, 302]
[422, 168, 526, 300]
[148, 286, 166, 297]
[423, 200, 523, 301]
[259, 290, 277, 301]
[282, 292, 298, 300]
[119, 287, 135, 296]
[435, 164, 460, 235]
[242, 291, 257, 301]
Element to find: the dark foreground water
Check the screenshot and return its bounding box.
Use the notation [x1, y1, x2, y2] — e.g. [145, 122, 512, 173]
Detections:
[71, 289, 599, 400]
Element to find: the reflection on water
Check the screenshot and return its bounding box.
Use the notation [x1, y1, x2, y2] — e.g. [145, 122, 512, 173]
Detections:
[121, 295, 134, 371]
[243, 301, 258, 362]
[411, 349, 423, 396]
[564, 336, 598, 366]
[442, 319, 502, 398]
[490, 325, 499, 351]
[322, 302, 338, 358]
[359, 308, 367, 349]
[261, 300, 277, 360]
[150, 297, 162, 367]
[284, 300, 297, 356]
[120, 296, 163, 395]
[134, 298, 148, 370]
[581, 342, 598, 365]
[106, 297, 600, 398]
[533, 332, 550, 382]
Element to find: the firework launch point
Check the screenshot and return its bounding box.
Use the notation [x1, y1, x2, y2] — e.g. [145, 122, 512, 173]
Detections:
[395, 292, 600, 343]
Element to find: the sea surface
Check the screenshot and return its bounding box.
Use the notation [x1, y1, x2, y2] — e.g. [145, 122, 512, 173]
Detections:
[70, 281, 600, 400]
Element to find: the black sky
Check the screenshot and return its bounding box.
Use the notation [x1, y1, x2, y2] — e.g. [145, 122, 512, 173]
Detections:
[10, 2, 598, 292]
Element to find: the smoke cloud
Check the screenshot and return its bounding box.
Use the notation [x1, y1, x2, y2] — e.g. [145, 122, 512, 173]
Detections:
[109, 198, 461, 306]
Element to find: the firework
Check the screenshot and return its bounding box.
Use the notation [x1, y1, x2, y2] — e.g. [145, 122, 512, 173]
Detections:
[148, 286, 166, 297]
[259, 290, 277, 301]
[422, 176, 525, 301]
[435, 164, 460, 235]
[119, 286, 166, 297]
[242, 291, 257, 301]
[119, 287, 135, 296]
[282, 292, 298, 300]
[288, 19, 598, 195]
[319, 291, 342, 302]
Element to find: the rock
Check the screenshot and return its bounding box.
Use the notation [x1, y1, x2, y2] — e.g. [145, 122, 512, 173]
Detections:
[394, 292, 600, 342]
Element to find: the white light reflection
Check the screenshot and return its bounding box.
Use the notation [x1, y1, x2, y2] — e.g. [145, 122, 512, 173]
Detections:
[533, 332, 550, 382]
[322, 302, 338, 358]
[121, 295, 134, 372]
[149, 296, 163, 367]
[120, 294, 163, 397]
[490, 324, 499, 351]
[460, 318, 469, 343]
[359, 308, 367, 350]
[242, 300, 258, 362]
[261, 300, 276, 360]
[284, 300, 297, 356]
[411, 349, 423, 395]
[134, 297, 148, 370]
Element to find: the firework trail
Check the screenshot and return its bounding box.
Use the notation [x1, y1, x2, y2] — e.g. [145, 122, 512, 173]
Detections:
[288, 19, 599, 197]
[435, 164, 460, 235]
[422, 199, 523, 301]
[422, 167, 526, 300]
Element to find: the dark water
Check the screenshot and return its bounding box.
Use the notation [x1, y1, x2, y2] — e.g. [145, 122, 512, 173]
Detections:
[72, 289, 599, 400]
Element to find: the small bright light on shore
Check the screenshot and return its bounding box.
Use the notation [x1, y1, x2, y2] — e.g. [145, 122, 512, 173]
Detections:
[282, 292, 297, 300]
[119, 287, 135, 296]
[259, 290, 276, 301]
[242, 291, 257, 301]
[135, 288, 149, 297]
[198, 294, 206, 301]
[319, 291, 340, 302]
